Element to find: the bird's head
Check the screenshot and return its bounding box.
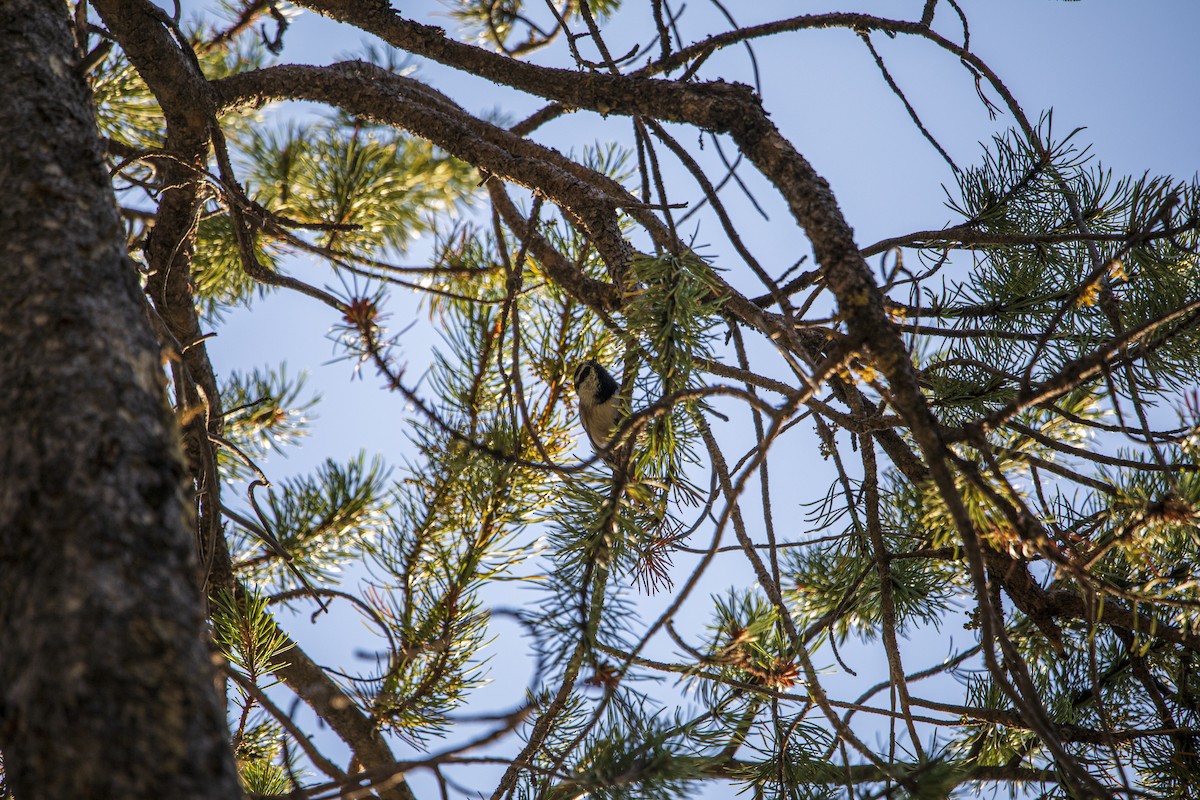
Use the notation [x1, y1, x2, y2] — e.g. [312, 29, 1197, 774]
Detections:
[574, 359, 619, 406]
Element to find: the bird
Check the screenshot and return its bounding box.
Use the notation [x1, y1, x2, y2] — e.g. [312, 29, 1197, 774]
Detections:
[574, 359, 687, 520]
[573, 359, 622, 464]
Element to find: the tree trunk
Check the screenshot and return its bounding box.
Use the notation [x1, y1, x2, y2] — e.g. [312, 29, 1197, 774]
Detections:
[0, 2, 241, 798]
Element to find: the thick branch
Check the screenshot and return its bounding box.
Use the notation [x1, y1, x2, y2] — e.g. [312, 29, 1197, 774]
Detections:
[215, 61, 640, 280]
[92, 0, 231, 589]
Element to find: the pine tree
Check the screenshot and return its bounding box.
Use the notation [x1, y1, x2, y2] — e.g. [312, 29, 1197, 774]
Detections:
[2, 2, 1199, 799]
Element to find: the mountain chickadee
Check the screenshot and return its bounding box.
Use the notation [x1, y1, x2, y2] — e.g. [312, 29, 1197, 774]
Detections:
[573, 359, 622, 464]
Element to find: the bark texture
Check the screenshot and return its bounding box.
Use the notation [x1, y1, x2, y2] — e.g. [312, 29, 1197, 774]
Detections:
[0, 2, 241, 798]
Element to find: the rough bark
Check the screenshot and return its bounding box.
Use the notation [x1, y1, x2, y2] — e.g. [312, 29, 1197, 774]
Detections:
[0, 2, 241, 798]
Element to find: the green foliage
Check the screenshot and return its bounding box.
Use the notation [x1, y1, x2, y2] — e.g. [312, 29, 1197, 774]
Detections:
[220, 365, 317, 478]
[539, 468, 645, 662]
[915, 389, 1102, 552]
[91, 49, 164, 150]
[230, 455, 390, 589]
[192, 210, 285, 319]
[362, 534, 495, 742]
[212, 590, 294, 679]
[921, 116, 1200, 424]
[729, 716, 842, 800]
[785, 524, 955, 641]
[237, 753, 293, 796]
[242, 118, 476, 257]
[353, 289, 573, 740]
[233, 720, 294, 795]
[551, 714, 704, 800]
[625, 252, 722, 487]
[686, 591, 802, 698]
[450, 0, 622, 53]
[1090, 446, 1200, 615]
[532, 248, 725, 645]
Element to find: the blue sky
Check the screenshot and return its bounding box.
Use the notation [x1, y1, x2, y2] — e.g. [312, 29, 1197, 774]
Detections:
[202, 0, 1200, 794]
[213, 0, 1200, 473]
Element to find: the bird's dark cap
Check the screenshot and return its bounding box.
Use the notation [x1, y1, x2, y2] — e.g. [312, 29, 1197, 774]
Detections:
[575, 359, 618, 400]
[574, 359, 598, 390]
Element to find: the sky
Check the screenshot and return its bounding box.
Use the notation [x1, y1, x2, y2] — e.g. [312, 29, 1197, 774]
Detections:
[210, 0, 1200, 500]
[200, 0, 1200, 794]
